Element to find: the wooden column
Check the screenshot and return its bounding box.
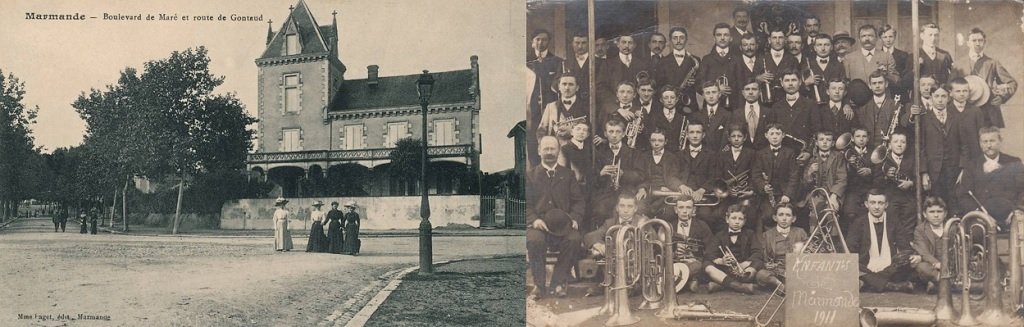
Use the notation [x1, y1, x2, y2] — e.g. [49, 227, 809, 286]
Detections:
[553, 4, 567, 59]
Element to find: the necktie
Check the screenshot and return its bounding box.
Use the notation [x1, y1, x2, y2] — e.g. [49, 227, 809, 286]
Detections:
[642, 101, 650, 107]
[832, 105, 839, 115]
[654, 151, 663, 157]
[621, 104, 632, 110]
[709, 107, 716, 117]
[546, 170, 555, 178]
[936, 110, 946, 124]
[866, 51, 873, 62]
[624, 55, 631, 66]
[747, 106, 757, 137]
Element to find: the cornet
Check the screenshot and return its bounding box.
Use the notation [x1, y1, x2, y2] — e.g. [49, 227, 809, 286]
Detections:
[761, 56, 773, 104]
[719, 245, 744, 276]
[610, 156, 622, 191]
[716, 75, 731, 108]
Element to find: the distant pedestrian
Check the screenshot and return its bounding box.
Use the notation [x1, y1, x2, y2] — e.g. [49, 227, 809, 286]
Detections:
[273, 197, 293, 251]
[342, 201, 361, 255]
[57, 208, 67, 232]
[306, 200, 328, 253]
[326, 201, 345, 254]
[89, 209, 98, 234]
[52, 213, 60, 232]
[78, 213, 88, 234]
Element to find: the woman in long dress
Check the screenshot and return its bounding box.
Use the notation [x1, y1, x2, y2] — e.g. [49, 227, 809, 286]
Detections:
[273, 198, 293, 251]
[306, 200, 328, 252]
[326, 201, 345, 254]
[342, 201, 361, 255]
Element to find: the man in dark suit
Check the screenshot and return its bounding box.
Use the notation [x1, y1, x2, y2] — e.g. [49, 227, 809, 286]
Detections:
[787, 33, 806, 66]
[803, 34, 847, 104]
[655, 27, 701, 112]
[733, 78, 772, 150]
[947, 78, 986, 164]
[600, 33, 650, 106]
[909, 86, 962, 208]
[563, 32, 601, 99]
[842, 127, 875, 232]
[735, 34, 763, 108]
[846, 189, 921, 293]
[597, 81, 638, 144]
[635, 129, 683, 218]
[729, 7, 753, 52]
[692, 81, 733, 152]
[956, 127, 1024, 228]
[537, 73, 589, 143]
[802, 16, 822, 58]
[879, 25, 912, 100]
[918, 23, 953, 85]
[527, 136, 585, 298]
[709, 124, 757, 232]
[752, 124, 801, 232]
[590, 120, 643, 231]
[771, 69, 815, 160]
[649, 85, 687, 153]
[678, 122, 714, 196]
[811, 78, 856, 137]
[671, 194, 715, 293]
[801, 131, 847, 231]
[952, 27, 1018, 128]
[700, 23, 741, 111]
[762, 29, 799, 106]
[647, 32, 667, 71]
[529, 29, 564, 167]
[858, 71, 899, 149]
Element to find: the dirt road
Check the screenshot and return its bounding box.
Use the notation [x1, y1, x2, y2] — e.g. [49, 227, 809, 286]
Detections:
[0, 217, 524, 326]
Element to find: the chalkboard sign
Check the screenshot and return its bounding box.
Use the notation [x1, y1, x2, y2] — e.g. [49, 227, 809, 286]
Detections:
[785, 253, 860, 327]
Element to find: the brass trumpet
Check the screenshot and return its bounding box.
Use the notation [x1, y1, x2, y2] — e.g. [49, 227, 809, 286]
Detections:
[805, 59, 823, 104]
[551, 115, 587, 137]
[761, 56, 773, 104]
[716, 75, 731, 108]
[652, 190, 720, 207]
[610, 156, 622, 191]
[934, 211, 1013, 326]
[719, 245, 744, 276]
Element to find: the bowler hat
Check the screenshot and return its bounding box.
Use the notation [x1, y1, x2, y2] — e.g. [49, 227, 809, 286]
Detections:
[847, 79, 873, 108]
[543, 208, 573, 236]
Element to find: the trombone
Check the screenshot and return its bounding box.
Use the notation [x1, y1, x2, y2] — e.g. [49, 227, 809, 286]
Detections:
[652, 190, 720, 207]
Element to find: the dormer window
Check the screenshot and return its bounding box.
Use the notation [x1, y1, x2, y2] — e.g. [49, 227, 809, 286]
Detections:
[286, 33, 300, 55]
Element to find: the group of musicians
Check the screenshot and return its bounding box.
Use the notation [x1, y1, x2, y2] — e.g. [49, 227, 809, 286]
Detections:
[526, 7, 1023, 300]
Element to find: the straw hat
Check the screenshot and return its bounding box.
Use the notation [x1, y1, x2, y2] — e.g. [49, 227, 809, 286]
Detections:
[274, 197, 289, 206]
[343, 200, 357, 208]
[965, 75, 991, 106]
[312, 200, 325, 207]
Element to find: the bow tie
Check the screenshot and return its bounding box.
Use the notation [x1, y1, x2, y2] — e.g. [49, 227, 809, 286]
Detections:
[653, 151, 664, 156]
[674, 53, 687, 58]
[562, 100, 572, 105]
[818, 58, 828, 64]
[690, 148, 700, 154]
[610, 144, 621, 151]
[786, 95, 798, 101]
[872, 216, 884, 224]
[728, 230, 742, 236]
[717, 49, 727, 57]
[678, 220, 690, 227]
[621, 104, 632, 110]
[819, 152, 830, 158]
[771, 147, 781, 153]
[641, 102, 650, 107]
[778, 227, 790, 235]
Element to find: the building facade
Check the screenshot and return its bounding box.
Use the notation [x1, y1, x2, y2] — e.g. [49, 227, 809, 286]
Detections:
[248, 0, 482, 198]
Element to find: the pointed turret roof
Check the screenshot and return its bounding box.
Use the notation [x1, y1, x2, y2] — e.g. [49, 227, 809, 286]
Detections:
[259, 0, 331, 59]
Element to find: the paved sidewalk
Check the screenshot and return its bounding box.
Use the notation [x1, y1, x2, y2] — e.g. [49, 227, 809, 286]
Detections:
[100, 225, 524, 238]
[357, 256, 526, 327]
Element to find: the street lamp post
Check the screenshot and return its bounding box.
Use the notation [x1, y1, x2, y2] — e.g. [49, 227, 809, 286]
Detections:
[417, 70, 435, 275]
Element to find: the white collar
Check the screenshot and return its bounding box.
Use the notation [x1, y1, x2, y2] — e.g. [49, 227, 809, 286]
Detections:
[673, 49, 688, 57]
[873, 95, 886, 104]
[862, 47, 875, 57]
[882, 46, 894, 54]
[770, 49, 784, 58]
[746, 102, 759, 111]
[953, 100, 967, 112]
[735, 26, 748, 34]
[871, 212, 886, 224]
[540, 162, 557, 172]
[651, 51, 661, 58]
[707, 103, 719, 113]
[619, 52, 632, 64]
[571, 139, 585, 149]
[562, 95, 577, 104]
[829, 100, 842, 108]
[743, 54, 756, 62]
[716, 46, 730, 56]
[536, 49, 548, 59]
[689, 144, 703, 152]
[663, 107, 676, 116]
[985, 154, 1000, 164]
[576, 53, 589, 63]
[653, 149, 665, 156]
[776, 226, 790, 234]
[732, 146, 743, 153]
[970, 51, 983, 60]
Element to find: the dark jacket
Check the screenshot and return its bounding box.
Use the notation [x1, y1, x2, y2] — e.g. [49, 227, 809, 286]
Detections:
[691, 103, 734, 152]
[769, 95, 816, 153]
[673, 218, 714, 262]
[526, 164, 585, 236]
[846, 212, 914, 273]
[731, 102, 772, 150]
[752, 146, 801, 201]
[957, 153, 1024, 219]
[635, 150, 683, 193]
[678, 144, 715, 191]
[704, 228, 765, 270]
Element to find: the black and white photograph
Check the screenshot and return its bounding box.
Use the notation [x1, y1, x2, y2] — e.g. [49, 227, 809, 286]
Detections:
[0, 0, 526, 326]
[525, 1, 1024, 326]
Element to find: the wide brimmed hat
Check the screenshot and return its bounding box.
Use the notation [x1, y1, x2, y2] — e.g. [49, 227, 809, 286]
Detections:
[833, 31, 855, 44]
[274, 197, 289, 206]
[343, 200, 357, 208]
[312, 200, 324, 207]
[965, 75, 991, 106]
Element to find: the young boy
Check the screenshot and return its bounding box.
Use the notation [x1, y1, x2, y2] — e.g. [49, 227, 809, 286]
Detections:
[801, 130, 847, 231]
[756, 203, 808, 293]
[872, 131, 916, 232]
[912, 196, 947, 291]
[703, 204, 765, 294]
[671, 194, 714, 294]
[583, 191, 649, 258]
[841, 127, 873, 232]
[710, 124, 756, 232]
[559, 121, 593, 183]
[752, 123, 800, 232]
[600, 81, 643, 148]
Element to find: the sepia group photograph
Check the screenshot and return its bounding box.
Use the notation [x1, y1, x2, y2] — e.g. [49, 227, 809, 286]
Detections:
[525, 0, 1024, 326]
[1, 0, 526, 326]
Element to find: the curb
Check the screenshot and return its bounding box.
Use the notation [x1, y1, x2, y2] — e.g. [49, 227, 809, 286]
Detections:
[335, 254, 523, 327]
[0, 217, 22, 230]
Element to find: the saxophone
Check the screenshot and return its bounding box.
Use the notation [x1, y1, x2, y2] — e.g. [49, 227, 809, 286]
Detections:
[680, 55, 700, 109]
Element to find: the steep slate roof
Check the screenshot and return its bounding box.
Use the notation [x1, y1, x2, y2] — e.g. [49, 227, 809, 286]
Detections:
[329, 69, 475, 112]
[259, 0, 330, 59]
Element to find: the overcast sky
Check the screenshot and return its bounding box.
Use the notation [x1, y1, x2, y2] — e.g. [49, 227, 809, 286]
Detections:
[0, 0, 526, 172]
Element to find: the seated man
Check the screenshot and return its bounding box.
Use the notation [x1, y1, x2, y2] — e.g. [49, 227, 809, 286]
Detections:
[583, 191, 649, 258]
[912, 196, 948, 291]
[846, 189, 922, 293]
[756, 203, 808, 293]
[956, 127, 1024, 229]
[703, 204, 764, 294]
[527, 136, 585, 299]
[670, 194, 714, 294]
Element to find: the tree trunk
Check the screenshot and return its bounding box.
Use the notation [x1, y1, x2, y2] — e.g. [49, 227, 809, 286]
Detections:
[122, 176, 129, 232]
[172, 176, 184, 235]
[110, 188, 117, 228]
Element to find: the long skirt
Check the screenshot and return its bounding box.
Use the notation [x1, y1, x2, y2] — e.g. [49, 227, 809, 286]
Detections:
[342, 223, 360, 254]
[274, 219, 293, 251]
[327, 221, 344, 254]
[306, 221, 328, 252]
[90, 220, 97, 234]
[80, 222, 87, 234]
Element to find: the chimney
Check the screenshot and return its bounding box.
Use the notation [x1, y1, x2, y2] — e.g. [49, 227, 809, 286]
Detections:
[367, 65, 379, 87]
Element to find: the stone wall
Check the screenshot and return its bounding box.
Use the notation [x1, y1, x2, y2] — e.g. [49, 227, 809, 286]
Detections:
[220, 195, 481, 230]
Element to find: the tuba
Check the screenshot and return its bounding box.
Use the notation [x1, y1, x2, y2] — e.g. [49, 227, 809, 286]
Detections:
[600, 218, 678, 325]
[934, 211, 1014, 326]
[599, 225, 641, 326]
[637, 219, 678, 316]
